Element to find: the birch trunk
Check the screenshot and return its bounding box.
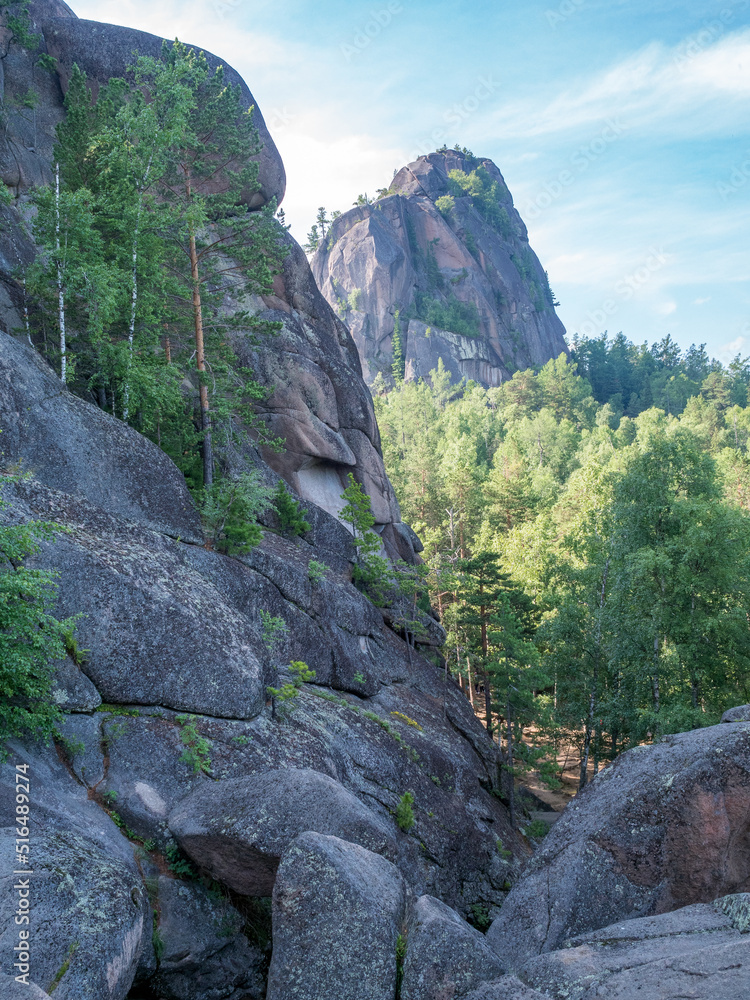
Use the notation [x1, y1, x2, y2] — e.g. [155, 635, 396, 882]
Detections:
[55, 163, 67, 382]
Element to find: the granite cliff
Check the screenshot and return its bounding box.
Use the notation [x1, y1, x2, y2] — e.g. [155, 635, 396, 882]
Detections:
[311, 150, 568, 388]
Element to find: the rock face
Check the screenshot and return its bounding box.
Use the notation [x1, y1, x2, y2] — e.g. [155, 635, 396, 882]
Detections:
[0, 0, 416, 563]
[168, 768, 398, 894]
[518, 895, 750, 1000]
[0, 742, 147, 999]
[722, 704, 750, 722]
[266, 832, 406, 1000]
[401, 894, 506, 1000]
[311, 150, 568, 388]
[487, 722, 750, 967]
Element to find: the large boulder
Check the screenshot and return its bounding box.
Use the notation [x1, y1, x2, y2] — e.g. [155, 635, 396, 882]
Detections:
[266, 832, 406, 1000]
[401, 895, 506, 1000]
[168, 768, 398, 895]
[722, 705, 750, 722]
[518, 895, 750, 1000]
[0, 332, 201, 542]
[487, 722, 750, 966]
[463, 979, 547, 1000]
[146, 876, 265, 1000]
[0, 976, 53, 998]
[0, 744, 147, 1000]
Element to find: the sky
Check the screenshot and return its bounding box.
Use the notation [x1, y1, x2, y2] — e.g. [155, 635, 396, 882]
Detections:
[73, 0, 750, 362]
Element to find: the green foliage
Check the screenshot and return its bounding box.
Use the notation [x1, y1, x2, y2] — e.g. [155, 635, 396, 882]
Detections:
[1, 1, 40, 50]
[260, 610, 288, 654]
[176, 714, 212, 774]
[199, 472, 273, 554]
[307, 559, 329, 584]
[448, 167, 511, 238]
[469, 903, 492, 933]
[47, 941, 79, 994]
[27, 43, 287, 486]
[391, 309, 405, 384]
[165, 841, 198, 879]
[524, 819, 550, 839]
[266, 660, 316, 716]
[374, 344, 750, 784]
[415, 293, 480, 338]
[436, 195, 455, 218]
[348, 288, 363, 311]
[0, 478, 77, 748]
[152, 925, 164, 964]
[395, 791, 416, 832]
[273, 481, 311, 537]
[496, 838, 513, 859]
[396, 932, 407, 993]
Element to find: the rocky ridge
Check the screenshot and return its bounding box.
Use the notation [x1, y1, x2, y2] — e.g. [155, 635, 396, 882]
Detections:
[311, 150, 568, 388]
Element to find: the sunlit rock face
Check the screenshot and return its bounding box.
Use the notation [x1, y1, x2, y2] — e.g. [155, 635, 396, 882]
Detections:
[311, 149, 568, 388]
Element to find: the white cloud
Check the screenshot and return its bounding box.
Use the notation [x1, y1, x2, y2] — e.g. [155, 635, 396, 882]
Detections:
[482, 29, 750, 141]
[693, 296, 711, 305]
[656, 301, 678, 315]
[718, 335, 746, 360]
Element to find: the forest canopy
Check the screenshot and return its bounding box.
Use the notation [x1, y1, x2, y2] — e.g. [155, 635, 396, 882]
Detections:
[374, 334, 750, 789]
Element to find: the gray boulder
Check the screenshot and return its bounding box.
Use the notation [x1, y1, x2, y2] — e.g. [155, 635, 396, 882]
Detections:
[401, 895, 506, 1000]
[722, 704, 750, 722]
[463, 979, 547, 1000]
[49, 656, 101, 712]
[0, 975, 52, 998]
[487, 722, 750, 966]
[169, 768, 398, 895]
[0, 332, 201, 543]
[519, 895, 750, 1000]
[266, 832, 406, 1000]
[147, 877, 265, 1000]
[0, 745, 147, 1000]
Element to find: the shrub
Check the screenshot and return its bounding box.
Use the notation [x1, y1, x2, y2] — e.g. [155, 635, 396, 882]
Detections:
[273, 481, 311, 537]
[176, 714, 212, 775]
[395, 791, 416, 832]
[0, 481, 78, 748]
[415, 292, 481, 338]
[199, 471, 273, 554]
[435, 195, 455, 218]
[308, 559, 329, 584]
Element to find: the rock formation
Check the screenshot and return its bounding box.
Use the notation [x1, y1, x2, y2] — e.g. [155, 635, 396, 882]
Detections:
[487, 721, 750, 967]
[0, 4, 525, 998]
[311, 150, 568, 388]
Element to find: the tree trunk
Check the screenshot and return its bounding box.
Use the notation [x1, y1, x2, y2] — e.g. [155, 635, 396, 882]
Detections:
[55, 163, 67, 382]
[506, 696, 515, 829]
[466, 656, 476, 710]
[483, 670, 493, 738]
[185, 168, 213, 487]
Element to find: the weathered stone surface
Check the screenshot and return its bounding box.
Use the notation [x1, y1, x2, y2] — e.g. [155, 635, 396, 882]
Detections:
[519, 895, 750, 1000]
[401, 895, 506, 1000]
[50, 656, 102, 712]
[463, 978, 547, 1000]
[0, 975, 53, 998]
[487, 723, 750, 966]
[147, 876, 265, 1000]
[0, 742, 146, 1000]
[169, 768, 398, 895]
[39, 14, 285, 210]
[266, 832, 406, 1000]
[0, 332, 202, 542]
[312, 150, 568, 388]
[722, 704, 750, 722]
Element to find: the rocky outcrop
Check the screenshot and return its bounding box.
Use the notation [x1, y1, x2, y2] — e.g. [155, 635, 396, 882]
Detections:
[0, 742, 147, 999]
[0, 0, 416, 563]
[146, 876, 266, 1000]
[168, 769, 398, 894]
[722, 704, 750, 722]
[266, 832, 406, 1000]
[401, 894, 506, 1000]
[517, 895, 750, 1000]
[487, 722, 750, 967]
[311, 150, 568, 388]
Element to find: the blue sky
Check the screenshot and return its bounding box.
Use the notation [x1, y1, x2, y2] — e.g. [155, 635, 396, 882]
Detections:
[75, 0, 750, 362]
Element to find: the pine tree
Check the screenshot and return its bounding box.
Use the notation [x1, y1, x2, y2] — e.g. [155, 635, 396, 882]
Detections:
[391, 309, 405, 383]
